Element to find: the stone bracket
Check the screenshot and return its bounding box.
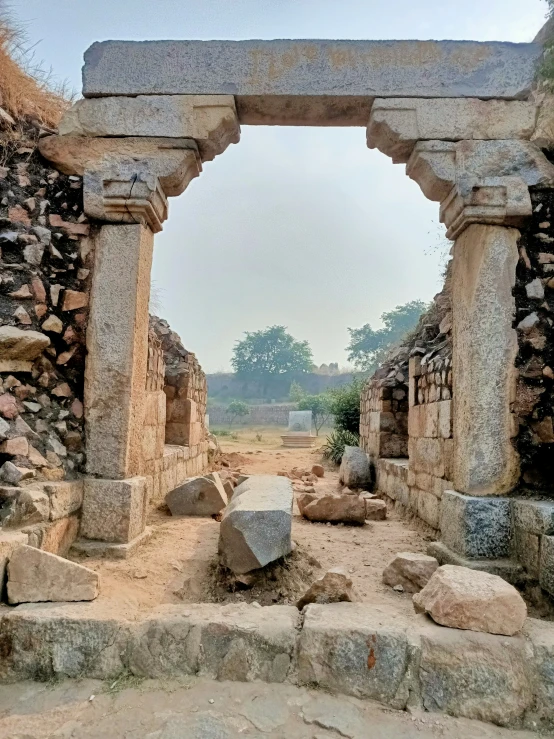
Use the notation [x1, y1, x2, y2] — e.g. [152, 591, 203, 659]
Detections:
[405, 139, 554, 240]
[39, 136, 202, 232]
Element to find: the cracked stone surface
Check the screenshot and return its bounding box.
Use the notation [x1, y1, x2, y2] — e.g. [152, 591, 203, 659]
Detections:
[0, 677, 537, 738]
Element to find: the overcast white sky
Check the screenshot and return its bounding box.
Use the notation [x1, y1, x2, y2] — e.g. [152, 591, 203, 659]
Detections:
[15, 0, 548, 371]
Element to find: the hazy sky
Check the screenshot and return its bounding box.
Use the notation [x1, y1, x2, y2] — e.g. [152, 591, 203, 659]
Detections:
[15, 0, 548, 371]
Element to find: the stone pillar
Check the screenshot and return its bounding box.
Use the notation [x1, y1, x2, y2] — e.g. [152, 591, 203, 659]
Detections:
[451, 224, 520, 496]
[85, 224, 154, 480]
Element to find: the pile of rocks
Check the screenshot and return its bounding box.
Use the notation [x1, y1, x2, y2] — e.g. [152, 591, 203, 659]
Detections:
[0, 130, 90, 488]
[513, 190, 554, 491]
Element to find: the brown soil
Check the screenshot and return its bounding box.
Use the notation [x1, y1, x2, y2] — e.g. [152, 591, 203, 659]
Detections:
[70, 440, 433, 618]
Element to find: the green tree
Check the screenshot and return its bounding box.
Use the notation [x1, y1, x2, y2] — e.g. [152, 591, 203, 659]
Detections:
[226, 400, 249, 425]
[346, 301, 427, 372]
[231, 325, 313, 396]
[288, 380, 305, 403]
[297, 393, 332, 435]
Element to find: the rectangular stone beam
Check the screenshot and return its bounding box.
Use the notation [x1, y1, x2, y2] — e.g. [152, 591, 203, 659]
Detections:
[83, 40, 541, 125]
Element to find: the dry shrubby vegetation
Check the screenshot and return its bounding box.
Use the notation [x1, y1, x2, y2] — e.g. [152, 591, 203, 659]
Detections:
[0, 7, 69, 134]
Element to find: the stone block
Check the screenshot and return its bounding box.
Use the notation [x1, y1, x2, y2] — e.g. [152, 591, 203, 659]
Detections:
[2, 488, 50, 529]
[540, 536, 554, 597]
[219, 475, 293, 574]
[413, 565, 527, 636]
[368, 98, 537, 163]
[365, 499, 387, 521]
[408, 404, 421, 437]
[45, 481, 83, 520]
[127, 603, 298, 682]
[0, 602, 130, 682]
[525, 618, 554, 726]
[7, 545, 99, 604]
[298, 493, 366, 525]
[0, 531, 27, 590]
[141, 425, 157, 462]
[514, 529, 540, 578]
[440, 490, 512, 559]
[165, 473, 226, 516]
[417, 489, 440, 529]
[339, 446, 372, 489]
[40, 515, 80, 556]
[418, 618, 533, 726]
[81, 476, 148, 544]
[421, 402, 439, 438]
[409, 437, 444, 477]
[437, 400, 452, 439]
[143, 391, 160, 426]
[297, 603, 415, 707]
[0, 326, 50, 362]
[82, 40, 540, 105]
[513, 499, 554, 536]
[382, 552, 439, 594]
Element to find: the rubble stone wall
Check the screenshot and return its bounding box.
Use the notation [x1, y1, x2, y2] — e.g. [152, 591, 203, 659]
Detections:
[0, 135, 91, 485]
[360, 364, 408, 461]
[208, 403, 299, 427]
[148, 317, 209, 501]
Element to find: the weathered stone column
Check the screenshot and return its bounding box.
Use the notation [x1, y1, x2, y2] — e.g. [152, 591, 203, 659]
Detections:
[85, 224, 153, 479]
[451, 224, 520, 496]
[38, 97, 240, 555]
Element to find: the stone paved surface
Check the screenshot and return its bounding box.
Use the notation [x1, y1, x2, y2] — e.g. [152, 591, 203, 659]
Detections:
[0, 677, 539, 738]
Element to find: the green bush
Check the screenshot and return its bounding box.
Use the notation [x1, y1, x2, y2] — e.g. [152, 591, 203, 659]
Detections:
[212, 428, 231, 437]
[328, 379, 363, 434]
[322, 429, 360, 465]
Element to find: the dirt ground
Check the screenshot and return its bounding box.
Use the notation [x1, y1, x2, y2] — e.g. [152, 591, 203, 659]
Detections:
[70, 429, 434, 617]
[0, 677, 538, 739]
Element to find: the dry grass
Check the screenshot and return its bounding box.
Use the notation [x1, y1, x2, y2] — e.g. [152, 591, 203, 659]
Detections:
[0, 9, 69, 130]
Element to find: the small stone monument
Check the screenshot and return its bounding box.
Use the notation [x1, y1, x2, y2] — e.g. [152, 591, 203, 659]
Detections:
[281, 410, 316, 448]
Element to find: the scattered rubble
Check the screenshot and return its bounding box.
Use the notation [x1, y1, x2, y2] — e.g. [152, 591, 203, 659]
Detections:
[413, 565, 527, 635]
[364, 499, 387, 520]
[296, 567, 355, 609]
[382, 552, 439, 593]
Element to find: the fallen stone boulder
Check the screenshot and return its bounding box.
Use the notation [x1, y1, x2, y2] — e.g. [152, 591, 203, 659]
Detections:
[297, 567, 355, 610]
[365, 499, 387, 520]
[165, 472, 227, 516]
[298, 493, 366, 525]
[413, 564, 527, 636]
[219, 475, 293, 574]
[339, 446, 373, 490]
[382, 552, 439, 593]
[311, 464, 325, 478]
[7, 545, 99, 603]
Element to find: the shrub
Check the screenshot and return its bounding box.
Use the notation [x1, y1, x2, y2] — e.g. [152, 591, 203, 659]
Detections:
[328, 379, 363, 434]
[226, 400, 249, 425]
[322, 429, 360, 465]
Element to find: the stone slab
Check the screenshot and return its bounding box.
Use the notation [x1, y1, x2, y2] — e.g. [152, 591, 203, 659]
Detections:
[297, 603, 416, 707]
[71, 527, 153, 560]
[128, 603, 299, 682]
[59, 95, 239, 162]
[539, 535, 554, 597]
[82, 40, 541, 106]
[81, 476, 148, 544]
[427, 541, 526, 585]
[219, 475, 293, 573]
[367, 98, 538, 163]
[165, 472, 227, 516]
[439, 490, 512, 559]
[7, 545, 99, 604]
[513, 499, 554, 536]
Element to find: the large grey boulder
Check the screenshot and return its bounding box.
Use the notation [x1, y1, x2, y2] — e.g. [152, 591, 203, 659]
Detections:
[219, 475, 293, 574]
[339, 446, 373, 490]
[7, 545, 99, 604]
[297, 492, 366, 525]
[166, 473, 227, 516]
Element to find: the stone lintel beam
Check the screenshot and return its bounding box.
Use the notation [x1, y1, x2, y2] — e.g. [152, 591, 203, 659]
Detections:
[59, 95, 240, 162]
[39, 136, 201, 232]
[367, 99, 538, 164]
[82, 40, 540, 102]
[406, 139, 554, 240]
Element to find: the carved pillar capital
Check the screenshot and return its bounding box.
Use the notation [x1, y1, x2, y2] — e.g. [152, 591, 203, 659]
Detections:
[39, 136, 202, 232]
[405, 140, 554, 239]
